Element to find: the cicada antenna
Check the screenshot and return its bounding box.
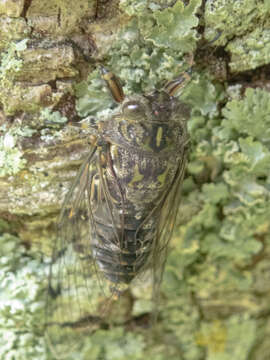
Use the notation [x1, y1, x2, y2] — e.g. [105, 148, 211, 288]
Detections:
[100, 65, 125, 103]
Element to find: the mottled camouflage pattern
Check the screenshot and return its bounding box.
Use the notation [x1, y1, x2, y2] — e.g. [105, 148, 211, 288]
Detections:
[46, 70, 190, 357]
[88, 91, 189, 283]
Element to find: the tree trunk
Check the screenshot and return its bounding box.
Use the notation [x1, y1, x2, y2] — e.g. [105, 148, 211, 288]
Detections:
[1, 0, 270, 359]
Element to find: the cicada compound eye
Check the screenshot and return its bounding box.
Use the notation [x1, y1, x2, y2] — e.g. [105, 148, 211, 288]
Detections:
[121, 101, 146, 121]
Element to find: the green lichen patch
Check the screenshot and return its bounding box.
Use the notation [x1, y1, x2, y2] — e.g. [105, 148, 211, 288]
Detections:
[40, 108, 68, 126]
[0, 39, 33, 115]
[114, 0, 200, 84]
[181, 72, 224, 117]
[158, 83, 270, 359]
[159, 274, 202, 359]
[196, 317, 256, 360]
[204, 0, 270, 46]
[221, 88, 270, 143]
[0, 16, 29, 50]
[76, 0, 201, 117]
[79, 327, 145, 360]
[180, 88, 270, 270]
[0, 128, 27, 177]
[136, 0, 200, 52]
[75, 69, 114, 117]
[227, 28, 270, 72]
[0, 232, 47, 360]
[204, 0, 270, 71]
[0, 39, 28, 83]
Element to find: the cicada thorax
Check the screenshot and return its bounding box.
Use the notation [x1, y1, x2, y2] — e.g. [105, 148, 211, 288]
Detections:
[87, 93, 188, 285]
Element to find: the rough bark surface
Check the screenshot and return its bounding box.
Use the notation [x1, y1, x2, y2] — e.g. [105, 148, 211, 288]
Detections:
[1, 1, 270, 359]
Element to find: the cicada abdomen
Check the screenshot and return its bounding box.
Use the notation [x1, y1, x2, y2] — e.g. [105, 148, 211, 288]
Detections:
[45, 66, 189, 357]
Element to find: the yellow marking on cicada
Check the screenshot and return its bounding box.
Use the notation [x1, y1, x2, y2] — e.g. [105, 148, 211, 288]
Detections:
[100, 152, 107, 167]
[89, 134, 97, 146]
[111, 146, 121, 172]
[156, 126, 163, 148]
[157, 167, 170, 187]
[90, 176, 96, 203]
[112, 145, 119, 161]
[81, 122, 89, 130]
[68, 208, 74, 219]
[120, 123, 129, 140]
[129, 164, 144, 186]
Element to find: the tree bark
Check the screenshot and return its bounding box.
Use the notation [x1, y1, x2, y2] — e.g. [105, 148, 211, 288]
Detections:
[1, 0, 270, 359]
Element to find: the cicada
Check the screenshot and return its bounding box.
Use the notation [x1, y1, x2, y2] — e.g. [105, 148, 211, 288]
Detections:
[45, 66, 190, 357]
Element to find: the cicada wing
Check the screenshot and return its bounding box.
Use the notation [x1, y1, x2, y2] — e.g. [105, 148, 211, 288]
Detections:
[128, 145, 188, 320]
[150, 147, 188, 307]
[45, 146, 124, 357]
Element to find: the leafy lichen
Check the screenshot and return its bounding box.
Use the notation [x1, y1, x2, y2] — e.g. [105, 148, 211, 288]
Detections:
[227, 28, 270, 72]
[76, 0, 201, 117]
[0, 230, 46, 360]
[204, 0, 270, 71]
[1, 0, 270, 359]
[204, 0, 270, 45]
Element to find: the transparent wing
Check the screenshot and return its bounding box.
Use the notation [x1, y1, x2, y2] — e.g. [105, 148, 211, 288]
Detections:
[45, 145, 125, 358]
[45, 140, 188, 357]
[142, 146, 188, 308]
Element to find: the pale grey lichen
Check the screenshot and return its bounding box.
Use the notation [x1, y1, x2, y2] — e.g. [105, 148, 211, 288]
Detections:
[0, 231, 47, 360]
[0, 128, 27, 177]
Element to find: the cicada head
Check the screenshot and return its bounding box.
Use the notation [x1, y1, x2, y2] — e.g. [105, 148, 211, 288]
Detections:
[109, 90, 188, 154]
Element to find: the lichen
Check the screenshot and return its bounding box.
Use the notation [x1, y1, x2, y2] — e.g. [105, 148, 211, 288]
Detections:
[76, 0, 201, 116]
[227, 28, 270, 72]
[0, 231, 47, 360]
[0, 16, 29, 49]
[1, 0, 270, 359]
[196, 317, 256, 359]
[204, 0, 270, 45]
[204, 0, 270, 71]
[0, 39, 28, 83]
[0, 126, 28, 177]
[40, 108, 68, 125]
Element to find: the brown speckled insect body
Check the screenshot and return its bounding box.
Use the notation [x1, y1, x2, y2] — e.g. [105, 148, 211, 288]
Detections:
[46, 66, 189, 356]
